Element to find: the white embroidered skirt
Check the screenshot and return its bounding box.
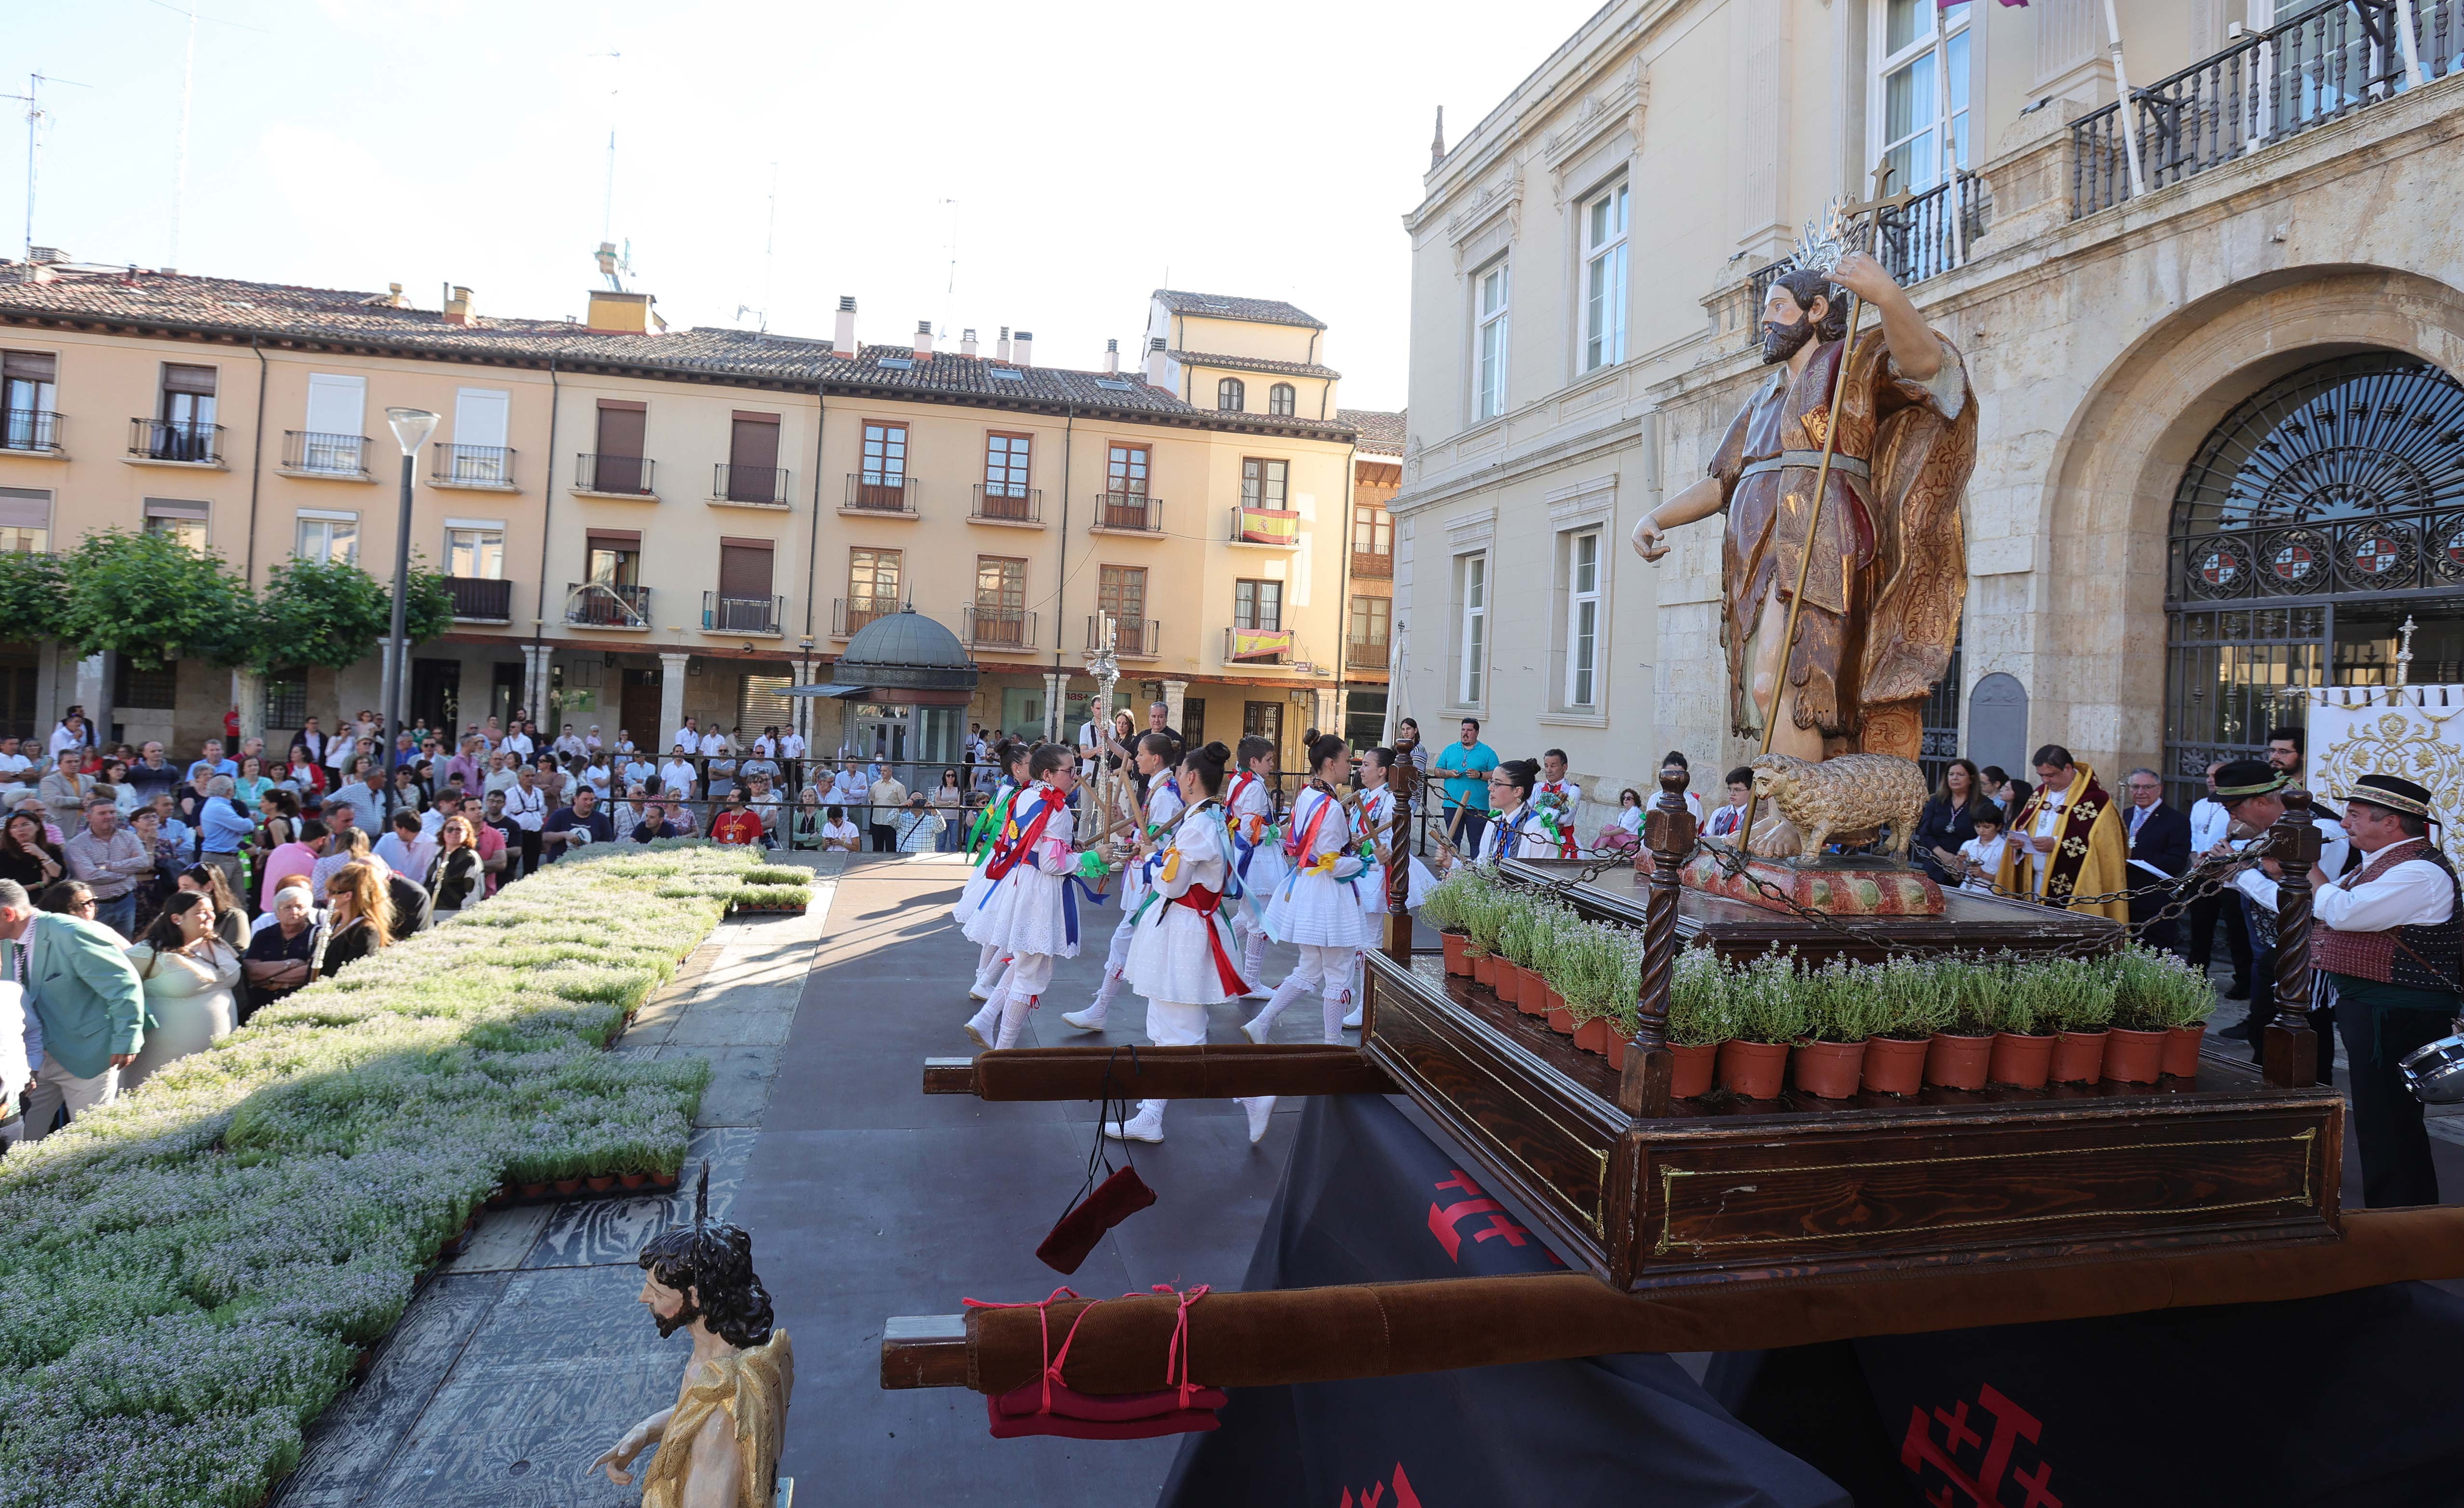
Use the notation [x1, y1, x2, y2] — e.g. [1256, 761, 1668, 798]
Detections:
[960, 866, 1081, 958]
[1263, 868, 1373, 949]
[1128, 899, 1246, 1007]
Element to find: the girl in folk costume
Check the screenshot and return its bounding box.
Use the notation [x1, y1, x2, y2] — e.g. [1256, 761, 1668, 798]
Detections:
[1062, 733, 1185, 1033]
[960, 746, 1089, 1050]
[1340, 745, 1435, 1029]
[1241, 734, 1374, 1045]
[956, 741, 1033, 1002]
[1223, 736, 1286, 996]
[1104, 742, 1278, 1146]
[1468, 760, 1555, 867]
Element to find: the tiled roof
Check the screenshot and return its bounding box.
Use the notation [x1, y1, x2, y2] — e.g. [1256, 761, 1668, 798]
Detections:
[0, 263, 1358, 437]
[1152, 289, 1325, 330]
[1169, 349, 1342, 380]
[1339, 407, 1407, 456]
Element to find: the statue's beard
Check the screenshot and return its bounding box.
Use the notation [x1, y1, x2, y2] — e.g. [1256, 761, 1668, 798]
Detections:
[652, 1298, 702, 1339]
[1761, 315, 1817, 364]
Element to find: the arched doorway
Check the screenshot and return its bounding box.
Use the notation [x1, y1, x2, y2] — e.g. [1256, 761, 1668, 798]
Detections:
[2163, 351, 2464, 804]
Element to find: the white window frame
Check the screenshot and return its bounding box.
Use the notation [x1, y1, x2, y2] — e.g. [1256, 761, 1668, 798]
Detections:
[1871, 0, 1972, 195]
[1563, 531, 1602, 708]
[1456, 551, 1489, 707]
[1580, 183, 1629, 373]
[294, 509, 360, 564]
[444, 518, 506, 579]
[0, 485, 50, 554]
[1474, 260, 1510, 421]
[143, 497, 210, 550]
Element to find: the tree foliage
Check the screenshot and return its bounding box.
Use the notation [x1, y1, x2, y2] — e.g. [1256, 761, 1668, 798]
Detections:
[0, 551, 68, 642]
[258, 556, 393, 671]
[59, 529, 261, 668]
[400, 558, 456, 645]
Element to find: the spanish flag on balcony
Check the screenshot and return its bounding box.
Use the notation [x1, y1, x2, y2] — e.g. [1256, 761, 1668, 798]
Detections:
[1230, 628, 1294, 662]
[1239, 507, 1301, 545]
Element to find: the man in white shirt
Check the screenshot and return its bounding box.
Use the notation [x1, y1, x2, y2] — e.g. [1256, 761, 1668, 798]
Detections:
[698, 726, 732, 760]
[778, 727, 806, 761]
[829, 762, 870, 812]
[2214, 759, 2348, 1074]
[660, 744, 700, 800]
[670, 716, 700, 754]
[501, 723, 535, 760]
[502, 765, 548, 876]
[752, 727, 779, 760]
[0, 738, 28, 780]
[47, 713, 88, 760]
[553, 723, 588, 760]
[2186, 761, 2251, 996]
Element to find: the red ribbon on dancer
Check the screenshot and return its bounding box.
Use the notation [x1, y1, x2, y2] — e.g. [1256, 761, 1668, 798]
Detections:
[1172, 885, 1253, 996]
[983, 783, 1063, 884]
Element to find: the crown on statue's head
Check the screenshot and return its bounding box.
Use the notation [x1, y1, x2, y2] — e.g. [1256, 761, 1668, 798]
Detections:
[1790, 199, 1851, 279]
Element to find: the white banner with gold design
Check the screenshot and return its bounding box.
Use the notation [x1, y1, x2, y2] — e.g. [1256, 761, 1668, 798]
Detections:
[2309, 685, 2464, 869]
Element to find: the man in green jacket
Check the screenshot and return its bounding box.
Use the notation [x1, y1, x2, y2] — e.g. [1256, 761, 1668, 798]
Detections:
[2, 878, 147, 1140]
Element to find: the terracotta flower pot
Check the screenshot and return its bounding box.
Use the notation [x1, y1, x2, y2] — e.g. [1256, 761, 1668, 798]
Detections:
[2104, 1026, 2167, 1084]
[1574, 1017, 1611, 1054]
[1671, 1041, 1719, 1098]
[1861, 1035, 1930, 1095]
[1547, 1005, 1575, 1035]
[654, 1171, 679, 1188]
[2051, 1029, 2109, 1084]
[1442, 932, 1472, 976]
[1492, 960, 1521, 1005]
[1471, 952, 1497, 988]
[1717, 1038, 1791, 1099]
[1536, 983, 1564, 1020]
[552, 1177, 583, 1195]
[2161, 1023, 2207, 1078]
[1608, 1033, 1630, 1070]
[1988, 1032, 2057, 1090]
[586, 1174, 617, 1192]
[1791, 1038, 1867, 1100]
[1925, 1032, 1995, 1091]
[619, 1171, 649, 1190]
[518, 1181, 548, 1199]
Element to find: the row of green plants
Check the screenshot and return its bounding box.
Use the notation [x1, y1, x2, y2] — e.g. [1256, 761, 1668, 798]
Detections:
[0, 843, 808, 1508]
[1422, 867, 2217, 1093]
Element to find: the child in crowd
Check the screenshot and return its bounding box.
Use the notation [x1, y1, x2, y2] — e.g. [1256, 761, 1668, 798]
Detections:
[1957, 813, 2007, 894]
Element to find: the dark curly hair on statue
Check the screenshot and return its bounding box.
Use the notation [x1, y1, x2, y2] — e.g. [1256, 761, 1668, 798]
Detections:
[1771, 265, 1851, 344]
[637, 1165, 776, 1349]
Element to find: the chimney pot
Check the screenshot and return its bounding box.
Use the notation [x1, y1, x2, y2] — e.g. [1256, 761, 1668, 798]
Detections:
[1013, 331, 1034, 367]
[961, 327, 979, 357]
[443, 285, 478, 326]
[1103, 338, 1119, 374]
[997, 326, 1011, 363]
[1144, 337, 1170, 389]
[833, 297, 857, 357]
[914, 321, 934, 359]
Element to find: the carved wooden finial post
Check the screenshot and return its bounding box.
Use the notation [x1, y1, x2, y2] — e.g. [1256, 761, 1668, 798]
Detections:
[1620, 766, 1697, 1117]
[1385, 758, 1416, 967]
[2264, 787, 2325, 1088]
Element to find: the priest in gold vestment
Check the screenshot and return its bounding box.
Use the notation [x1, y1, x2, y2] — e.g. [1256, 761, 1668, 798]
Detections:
[1635, 250, 1976, 785]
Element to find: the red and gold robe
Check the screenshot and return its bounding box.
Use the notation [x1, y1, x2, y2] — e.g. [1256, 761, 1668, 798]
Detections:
[1993, 767, 2131, 925]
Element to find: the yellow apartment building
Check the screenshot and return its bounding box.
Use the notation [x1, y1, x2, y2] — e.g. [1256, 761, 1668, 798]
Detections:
[0, 261, 1400, 771]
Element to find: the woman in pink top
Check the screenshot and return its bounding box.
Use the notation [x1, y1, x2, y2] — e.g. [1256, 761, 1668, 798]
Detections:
[260, 824, 324, 911]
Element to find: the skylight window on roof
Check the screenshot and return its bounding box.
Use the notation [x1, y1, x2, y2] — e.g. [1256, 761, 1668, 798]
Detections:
[876, 356, 913, 370]
[987, 367, 1024, 381]
[1093, 377, 1133, 391]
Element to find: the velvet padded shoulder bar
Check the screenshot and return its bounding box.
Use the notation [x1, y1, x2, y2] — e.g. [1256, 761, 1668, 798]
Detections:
[961, 1205, 2464, 1395]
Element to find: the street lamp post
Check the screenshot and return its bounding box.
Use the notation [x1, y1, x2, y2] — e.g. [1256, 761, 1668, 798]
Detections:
[381, 407, 439, 782]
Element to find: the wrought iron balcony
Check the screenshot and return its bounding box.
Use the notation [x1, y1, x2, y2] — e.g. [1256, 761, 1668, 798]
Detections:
[1086, 615, 1160, 658]
[2072, 0, 2455, 218]
[1743, 171, 1990, 337]
[1351, 549, 1393, 580]
[433, 444, 515, 488]
[704, 592, 785, 634]
[1092, 491, 1161, 533]
[964, 605, 1036, 650]
[1229, 505, 1302, 546]
[575, 452, 656, 496]
[280, 430, 369, 477]
[969, 483, 1043, 525]
[1, 409, 62, 454]
[844, 472, 918, 514]
[444, 576, 513, 623]
[565, 581, 651, 628]
[129, 417, 224, 464]
[1346, 636, 1391, 671]
[834, 596, 902, 637]
[1224, 626, 1297, 666]
[714, 463, 790, 506]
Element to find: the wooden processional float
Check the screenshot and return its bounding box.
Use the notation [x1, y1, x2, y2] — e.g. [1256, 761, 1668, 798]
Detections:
[880, 764, 2464, 1400]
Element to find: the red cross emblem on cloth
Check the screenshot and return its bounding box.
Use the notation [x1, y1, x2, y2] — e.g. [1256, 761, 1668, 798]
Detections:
[1900, 1383, 2061, 1508]
[1338, 1463, 1423, 1508]
[1426, 1168, 1541, 1262]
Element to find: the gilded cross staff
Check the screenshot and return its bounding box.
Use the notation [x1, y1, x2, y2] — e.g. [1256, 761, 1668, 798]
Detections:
[1738, 163, 1912, 847]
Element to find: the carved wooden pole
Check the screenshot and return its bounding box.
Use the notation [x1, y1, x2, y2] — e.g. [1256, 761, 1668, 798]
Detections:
[2263, 787, 2325, 1089]
[1620, 767, 1696, 1117]
[1385, 759, 1416, 966]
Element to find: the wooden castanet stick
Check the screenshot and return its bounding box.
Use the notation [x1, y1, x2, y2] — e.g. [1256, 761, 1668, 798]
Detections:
[921, 1044, 1396, 1100]
[2264, 787, 2325, 1089]
[1620, 765, 1695, 1117]
[881, 1204, 2464, 1395]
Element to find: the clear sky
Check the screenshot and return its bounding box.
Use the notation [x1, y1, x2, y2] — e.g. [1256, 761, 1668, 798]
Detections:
[3, 0, 1607, 411]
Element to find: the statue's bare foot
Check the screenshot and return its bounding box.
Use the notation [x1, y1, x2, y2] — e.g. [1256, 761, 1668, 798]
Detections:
[1745, 813, 1803, 860]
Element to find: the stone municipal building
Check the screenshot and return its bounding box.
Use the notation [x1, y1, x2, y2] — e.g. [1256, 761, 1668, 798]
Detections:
[1390, 0, 2464, 813]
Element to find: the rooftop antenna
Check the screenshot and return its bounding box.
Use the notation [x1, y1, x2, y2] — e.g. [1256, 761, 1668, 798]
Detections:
[4, 71, 89, 262]
[749, 161, 778, 333]
[937, 197, 958, 342]
[587, 51, 622, 246]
